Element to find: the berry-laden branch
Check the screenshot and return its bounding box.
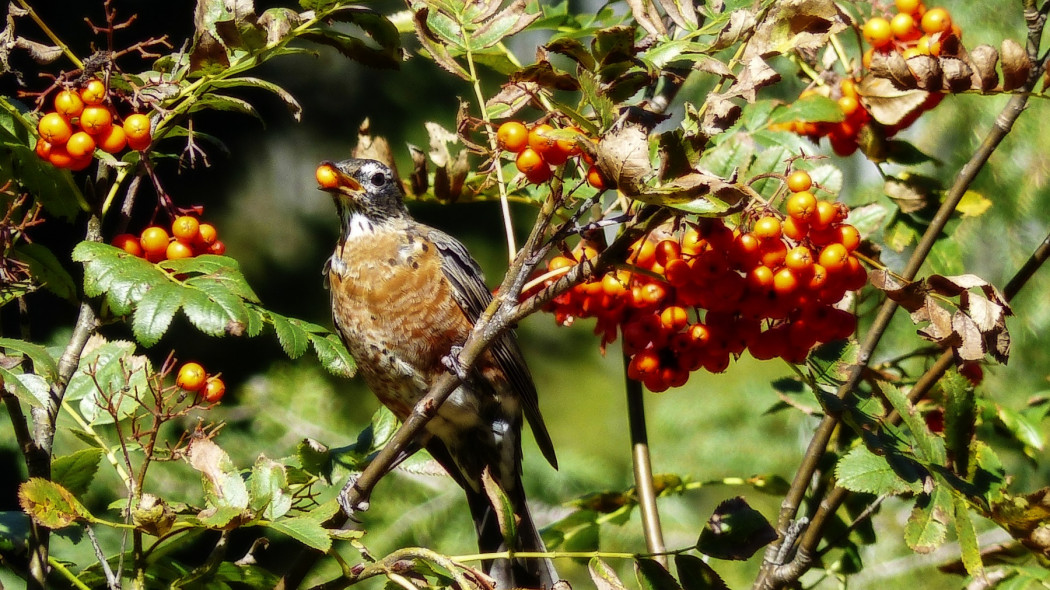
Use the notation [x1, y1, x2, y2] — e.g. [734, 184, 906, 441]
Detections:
[757, 11, 1050, 588]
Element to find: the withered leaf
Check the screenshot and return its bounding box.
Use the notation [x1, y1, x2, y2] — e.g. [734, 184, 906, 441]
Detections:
[744, 0, 847, 60]
[545, 38, 595, 70]
[13, 38, 61, 64]
[625, 0, 666, 37]
[1000, 38, 1031, 91]
[913, 295, 955, 342]
[485, 81, 536, 119]
[940, 56, 973, 93]
[511, 60, 579, 91]
[907, 54, 941, 91]
[869, 50, 916, 89]
[868, 269, 927, 312]
[951, 311, 986, 361]
[968, 44, 999, 91]
[857, 75, 929, 126]
[408, 144, 428, 196]
[700, 92, 742, 136]
[658, 0, 697, 30]
[189, 30, 231, 74]
[712, 10, 756, 51]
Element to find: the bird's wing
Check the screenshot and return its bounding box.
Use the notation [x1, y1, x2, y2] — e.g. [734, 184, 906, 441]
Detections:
[428, 227, 558, 469]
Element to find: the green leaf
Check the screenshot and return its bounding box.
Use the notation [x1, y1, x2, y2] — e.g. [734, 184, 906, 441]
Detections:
[0, 337, 59, 382]
[879, 380, 945, 464]
[266, 516, 331, 552]
[271, 314, 310, 358]
[942, 370, 976, 474]
[835, 446, 923, 495]
[18, 478, 95, 528]
[250, 456, 292, 521]
[188, 94, 260, 121]
[994, 404, 1044, 455]
[328, 5, 401, 53]
[695, 496, 777, 560]
[482, 470, 517, 551]
[210, 77, 303, 121]
[180, 287, 234, 337]
[184, 276, 250, 334]
[51, 448, 104, 497]
[310, 333, 356, 377]
[0, 368, 49, 407]
[301, 27, 400, 69]
[589, 557, 629, 590]
[636, 558, 683, 590]
[953, 496, 984, 577]
[674, 554, 727, 590]
[68, 340, 152, 425]
[132, 282, 184, 347]
[768, 95, 844, 124]
[296, 438, 331, 478]
[198, 505, 245, 528]
[11, 243, 77, 301]
[904, 486, 951, 553]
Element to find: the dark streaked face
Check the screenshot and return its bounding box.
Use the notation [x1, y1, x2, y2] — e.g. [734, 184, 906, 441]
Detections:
[322, 158, 408, 225]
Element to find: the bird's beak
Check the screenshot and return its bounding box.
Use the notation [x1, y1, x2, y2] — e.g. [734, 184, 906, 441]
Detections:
[318, 160, 363, 195]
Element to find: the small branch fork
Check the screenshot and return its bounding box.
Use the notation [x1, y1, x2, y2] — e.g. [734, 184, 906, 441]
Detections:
[754, 4, 1050, 588]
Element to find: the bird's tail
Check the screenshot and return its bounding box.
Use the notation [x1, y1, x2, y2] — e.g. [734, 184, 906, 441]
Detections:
[467, 482, 557, 590]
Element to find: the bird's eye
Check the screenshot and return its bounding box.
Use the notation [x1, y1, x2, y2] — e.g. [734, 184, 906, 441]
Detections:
[370, 173, 386, 186]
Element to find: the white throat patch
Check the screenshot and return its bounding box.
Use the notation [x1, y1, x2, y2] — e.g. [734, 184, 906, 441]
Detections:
[343, 211, 375, 239]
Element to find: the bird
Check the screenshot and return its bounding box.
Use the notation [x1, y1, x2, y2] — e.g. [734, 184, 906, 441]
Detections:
[318, 157, 559, 589]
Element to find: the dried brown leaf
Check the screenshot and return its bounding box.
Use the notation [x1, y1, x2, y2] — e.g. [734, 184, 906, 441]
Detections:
[913, 295, 955, 343]
[869, 269, 927, 311]
[857, 75, 929, 126]
[13, 37, 61, 64]
[486, 82, 536, 119]
[744, 0, 847, 60]
[625, 0, 666, 37]
[658, 0, 697, 30]
[907, 54, 941, 91]
[712, 10, 756, 51]
[1000, 38, 1031, 91]
[408, 144, 428, 196]
[884, 176, 929, 214]
[968, 44, 999, 91]
[870, 50, 917, 89]
[940, 56, 973, 93]
[951, 311, 986, 361]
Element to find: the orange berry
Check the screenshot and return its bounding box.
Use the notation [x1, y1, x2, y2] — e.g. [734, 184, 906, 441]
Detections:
[97, 124, 127, 153]
[53, 90, 84, 118]
[166, 240, 194, 260]
[862, 17, 893, 48]
[515, 147, 546, 174]
[818, 243, 849, 272]
[140, 226, 170, 257]
[556, 127, 583, 157]
[747, 265, 775, 290]
[112, 233, 143, 257]
[195, 223, 218, 249]
[316, 164, 340, 189]
[528, 124, 558, 155]
[811, 200, 839, 230]
[208, 240, 227, 256]
[660, 305, 689, 333]
[773, 267, 800, 295]
[79, 106, 113, 136]
[836, 224, 861, 251]
[916, 35, 942, 56]
[80, 79, 107, 105]
[586, 166, 606, 189]
[838, 95, 860, 117]
[176, 362, 207, 391]
[785, 245, 815, 273]
[920, 7, 951, 35]
[840, 78, 859, 100]
[752, 216, 782, 241]
[786, 190, 818, 222]
[759, 240, 788, 268]
[524, 164, 552, 184]
[895, 0, 922, 14]
[38, 112, 73, 145]
[172, 216, 200, 243]
[47, 145, 74, 168]
[654, 239, 681, 267]
[496, 121, 529, 152]
[123, 114, 152, 141]
[202, 377, 226, 403]
[891, 12, 921, 41]
[65, 131, 96, 158]
[786, 169, 812, 193]
[34, 138, 52, 159]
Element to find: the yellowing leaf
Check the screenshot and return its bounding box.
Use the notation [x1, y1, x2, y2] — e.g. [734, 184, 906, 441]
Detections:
[955, 190, 992, 218]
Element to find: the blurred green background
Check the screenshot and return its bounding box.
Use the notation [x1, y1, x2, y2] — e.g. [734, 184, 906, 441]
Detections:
[2, 1, 1049, 588]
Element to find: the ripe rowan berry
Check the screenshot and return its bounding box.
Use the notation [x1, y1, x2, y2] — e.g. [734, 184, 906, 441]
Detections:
[123, 114, 152, 142]
[528, 124, 558, 155]
[586, 166, 606, 189]
[556, 127, 583, 157]
[97, 125, 127, 153]
[172, 216, 200, 244]
[837, 95, 860, 117]
[920, 7, 951, 35]
[758, 239, 787, 268]
[515, 147, 546, 175]
[836, 224, 861, 251]
[112, 234, 143, 257]
[79, 106, 113, 135]
[65, 131, 96, 158]
[524, 164, 552, 184]
[176, 362, 207, 391]
[654, 239, 681, 267]
[810, 200, 839, 230]
[208, 240, 227, 255]
[140, 226, 170, 258]
[818, 243, 849, 272]
[316, 164, 340, 189]
[202, 377, 226, 403]
[80, 79, 107, 105]
[496, 121, 529, 152]
[916, 35, 942, 56]
[786, 169, 812, 193]
[47, 145, 74, 168]
[195, 223, 218, 248]
[895, 0, 923, 15]
[786, 190, 818, 222]
[891, 12, 921, 41]
[659, 305, 689, 332]
[38, 112, 73, 145]
[34, 138, 52, 159]
[752, 216, 782, 241]
[862, 17, 893, 48]
[68, 155, 93, 171]
[54, 90, 84, 118]
[166, 240, 194, 260]
[785, 245, 815, 273]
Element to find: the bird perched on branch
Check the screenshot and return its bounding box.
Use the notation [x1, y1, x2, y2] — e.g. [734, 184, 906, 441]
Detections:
[318, 157, 558, 589]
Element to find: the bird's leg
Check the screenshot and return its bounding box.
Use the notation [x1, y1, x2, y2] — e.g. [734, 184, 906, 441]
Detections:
[441, 345, 468, 380]
[337, 441, 425, 518]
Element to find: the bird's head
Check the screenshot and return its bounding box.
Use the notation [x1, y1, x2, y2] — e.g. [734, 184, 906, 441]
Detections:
[316, 158, 408, 232]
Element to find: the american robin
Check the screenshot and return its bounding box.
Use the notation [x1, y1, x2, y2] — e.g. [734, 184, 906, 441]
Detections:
[319, 157, 558, 589]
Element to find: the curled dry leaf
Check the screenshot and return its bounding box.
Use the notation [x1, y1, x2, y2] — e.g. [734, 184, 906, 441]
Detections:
[1000, 38, 1031, 91]
[743, 0, 847, 61]
[857, 75, 929, 126]
[940, 56, 973, 93]
[906, 55, 941, 92]
[968, 44, 999, 91]
[870, 51, 917, 89]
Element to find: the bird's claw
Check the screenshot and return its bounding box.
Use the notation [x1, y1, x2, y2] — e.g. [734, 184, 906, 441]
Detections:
[337, 473, 371, 519]
[441, 345, 467, 380]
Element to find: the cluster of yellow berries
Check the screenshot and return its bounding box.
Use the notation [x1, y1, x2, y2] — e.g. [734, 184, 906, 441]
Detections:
[862, 0, 960, 65]
[34, 78, 152, 170]
[176, 361, 225, 403]
[112, 216, 225, 263]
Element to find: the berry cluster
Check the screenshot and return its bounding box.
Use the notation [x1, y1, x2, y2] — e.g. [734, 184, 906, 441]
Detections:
[34, 78, 153, 170]
[538, 170, 864, 392]
[496, 121, 605, 188]
[862, 1, 960, 64]
[113, 216, 225, 263]
[176, 361, 226, 403]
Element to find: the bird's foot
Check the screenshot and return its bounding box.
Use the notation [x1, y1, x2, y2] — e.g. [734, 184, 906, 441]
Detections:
[441, 345, 467, 380]
[337, 473, 371, 518]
